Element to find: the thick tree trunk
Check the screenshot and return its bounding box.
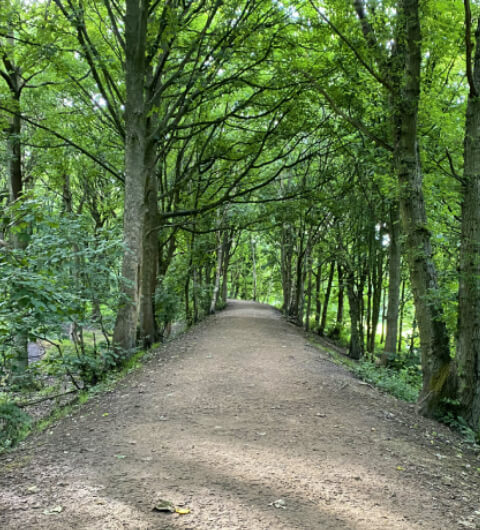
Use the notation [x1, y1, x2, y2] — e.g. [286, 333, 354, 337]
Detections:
[113, 0, 149, 354]
[456, 16, 480, 430]
[381, 205, 401, 364]
[138, 165, 159, 348]
[8, 91, 28, 376]
[395, 0, 452, 416]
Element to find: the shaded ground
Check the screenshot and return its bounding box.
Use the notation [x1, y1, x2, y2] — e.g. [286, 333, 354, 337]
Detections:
[1, 300, 480, 529]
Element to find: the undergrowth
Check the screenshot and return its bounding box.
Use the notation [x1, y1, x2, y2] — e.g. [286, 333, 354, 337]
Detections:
[0, 346, 157, 453]
[310, 337, 421, 403]
[310, 337, 480, 444]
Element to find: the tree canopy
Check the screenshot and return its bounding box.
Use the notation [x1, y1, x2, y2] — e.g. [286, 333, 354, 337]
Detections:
[2, 0, 480, 442]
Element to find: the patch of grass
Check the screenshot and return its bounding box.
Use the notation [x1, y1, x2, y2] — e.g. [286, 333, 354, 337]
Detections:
[441, 411, 479, 444]
[35, 392, 88, 433]
[309, 337, 421, 403]
[351, 362, 420, 402]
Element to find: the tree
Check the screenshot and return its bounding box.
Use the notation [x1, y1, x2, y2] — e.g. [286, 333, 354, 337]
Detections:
[455, 0, 480, 431]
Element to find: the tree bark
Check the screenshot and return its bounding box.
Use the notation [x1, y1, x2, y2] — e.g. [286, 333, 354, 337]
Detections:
[346, 271, 363, 360]
[369, 249, 383, 355]
[456, 13, 480, 430]
[394, 0, 452, 416]
[251, 237, 257, 302]
[397, 278, 406, 353]
[320, 260, 335, 335]
[138, 165, 159, 348]
[281, 224, 294, 314]
[330, 263, 344, 339]
[305, 257, 313, 331]
[314, 262, 322, 331]
[6, 65, 28, 376]
[210, 229, 225, 314]
[381, 204, 401, 364]
[113, 0, 149, 354]
[221, 230, 233, 305]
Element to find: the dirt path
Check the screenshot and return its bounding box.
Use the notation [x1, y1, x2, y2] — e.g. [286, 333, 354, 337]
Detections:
[1, 300, 480, 529]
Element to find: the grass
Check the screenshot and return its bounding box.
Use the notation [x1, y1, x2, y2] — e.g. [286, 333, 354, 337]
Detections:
[309, 336, 421, 403]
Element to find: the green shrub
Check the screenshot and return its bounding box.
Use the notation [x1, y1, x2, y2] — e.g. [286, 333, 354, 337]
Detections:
[0, 402, 31, 450]
[351, 361, 421, 402]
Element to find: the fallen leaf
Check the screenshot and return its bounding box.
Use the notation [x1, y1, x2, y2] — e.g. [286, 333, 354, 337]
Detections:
[396, 466, 405, 471]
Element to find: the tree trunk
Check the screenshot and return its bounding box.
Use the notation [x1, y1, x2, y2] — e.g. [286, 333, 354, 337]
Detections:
[320, 260, 335, 335]
[7, 71, 28, 377]
[346, 272, 363, 360]
[281, 224, 294, 313]
[221, 231, 233, 304]
[314, 263, 322, 330]
[138, 166, 159, 348]
[305, 257, 313, 331]
[366, 267, 373, 355]
[380, 285, 387, 344]
[210, 230, 225, 314]
[193, 266, 200, 323]
[291, 235, 306, 324]
[369, 249, 383, 355]
[381, 204, 401, 364]
[456, 14, 480, 430]
[397, 278, 406, 353]
[113, 0, 149, 354]
[331, 263, 344, 339]
[394, 0, 452, 416]
[251, 237, 257, 302]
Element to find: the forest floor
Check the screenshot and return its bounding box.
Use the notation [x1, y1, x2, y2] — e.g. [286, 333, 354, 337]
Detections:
[1, 300, 480, 530]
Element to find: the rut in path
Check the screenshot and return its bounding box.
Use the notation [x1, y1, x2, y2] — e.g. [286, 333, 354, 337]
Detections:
[1, 300, 479, 530]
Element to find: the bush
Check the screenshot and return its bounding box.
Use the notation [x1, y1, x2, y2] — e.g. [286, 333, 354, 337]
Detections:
[0, 196, 123, 382]
[0, 401, 31, 450]
[351, 361, 420, 402]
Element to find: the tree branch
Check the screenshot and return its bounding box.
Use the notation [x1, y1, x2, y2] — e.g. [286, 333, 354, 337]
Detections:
[0, 104, 124, 182]
[464, 0, 477, 96]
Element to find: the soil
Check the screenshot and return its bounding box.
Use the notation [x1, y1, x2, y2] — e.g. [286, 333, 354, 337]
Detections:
[1, 300, 480, 529]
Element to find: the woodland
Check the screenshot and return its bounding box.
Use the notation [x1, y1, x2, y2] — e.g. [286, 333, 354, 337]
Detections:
[1, 0, 480, 450]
